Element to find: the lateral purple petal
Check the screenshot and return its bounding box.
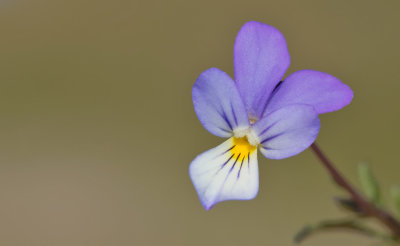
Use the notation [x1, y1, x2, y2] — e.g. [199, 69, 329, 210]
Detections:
[252, 105, 320, 159]
[234, 21, 290, 120]
[192, 68, 250, 138]
[264, 70, 353, 116]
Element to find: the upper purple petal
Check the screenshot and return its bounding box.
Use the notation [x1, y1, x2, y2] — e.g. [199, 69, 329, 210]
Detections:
[234, 21, 290, 120]
[192, 68, 250, 138]
[252, 105, 320, 159]
[264, 70, 353, 116]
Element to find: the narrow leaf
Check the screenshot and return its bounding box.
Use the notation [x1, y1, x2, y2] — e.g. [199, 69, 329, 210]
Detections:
[358, 162, 381, 205]
[294, 219, 396, 244]
[391, 186, 400, 217]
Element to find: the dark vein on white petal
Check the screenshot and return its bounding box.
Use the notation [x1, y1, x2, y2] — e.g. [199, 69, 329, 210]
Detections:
[197, 150, 234, 177]
[247, 152, 251, 173]
[220, 154, 234, 170]
[220, 145, 235, 157]
[229, 153, 240, 174]
[218, 154, 239, 198]
[237, 154, 246, 179]
[201, 153, 234, 199]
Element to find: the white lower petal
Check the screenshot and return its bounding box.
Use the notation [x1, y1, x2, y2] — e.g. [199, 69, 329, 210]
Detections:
[189, 137, 259, 210]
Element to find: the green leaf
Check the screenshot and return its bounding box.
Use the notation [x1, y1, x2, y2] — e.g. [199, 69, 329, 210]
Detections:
[293, 219, 395, 244]
[358, 162, 381, 206]
[294, 225, 314, 244]
[390, 186, 400, 217]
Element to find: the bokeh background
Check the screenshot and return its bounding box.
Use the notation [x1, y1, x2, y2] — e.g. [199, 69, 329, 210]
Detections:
[1, 0, 399, 245]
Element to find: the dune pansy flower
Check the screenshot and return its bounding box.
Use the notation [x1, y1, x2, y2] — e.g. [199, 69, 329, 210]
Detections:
[190, 21, 353, 210]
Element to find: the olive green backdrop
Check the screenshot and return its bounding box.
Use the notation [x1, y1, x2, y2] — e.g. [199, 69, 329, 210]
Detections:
[1, 0, 399, 245]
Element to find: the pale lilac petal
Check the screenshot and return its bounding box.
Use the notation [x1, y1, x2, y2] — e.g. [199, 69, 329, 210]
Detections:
[264, 70, 353, 116]
[234, 21, 290, 120]
[189, 138, 259, 210]
[252, 105, 320, 159]
[193, 68, 250, 137]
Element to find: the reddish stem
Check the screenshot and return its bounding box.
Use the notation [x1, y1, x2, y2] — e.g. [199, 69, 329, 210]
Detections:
[310, 143, 400, 238]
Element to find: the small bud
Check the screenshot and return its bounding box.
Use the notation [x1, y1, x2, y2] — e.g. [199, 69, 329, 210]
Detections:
[335, 197, 364, 215]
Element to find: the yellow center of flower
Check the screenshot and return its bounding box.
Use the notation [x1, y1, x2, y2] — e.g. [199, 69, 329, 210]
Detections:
[231, 137, 257, 159]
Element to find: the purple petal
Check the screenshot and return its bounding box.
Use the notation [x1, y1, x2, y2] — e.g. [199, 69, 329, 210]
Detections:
[193, 68, 250, 137]
[264, 70, 353, 116]
[252, 105, 320, 159]
[234, 21, 290, 120]
[189, 138, 259, 210]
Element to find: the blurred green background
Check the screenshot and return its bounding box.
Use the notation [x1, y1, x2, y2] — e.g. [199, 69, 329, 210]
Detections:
[1, 0, 399, 245]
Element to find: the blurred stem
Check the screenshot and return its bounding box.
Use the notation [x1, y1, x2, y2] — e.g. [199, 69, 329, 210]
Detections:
[310, 143, 400, 239]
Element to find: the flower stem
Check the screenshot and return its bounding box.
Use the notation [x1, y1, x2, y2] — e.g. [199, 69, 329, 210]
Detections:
[310, 143, 400, 239]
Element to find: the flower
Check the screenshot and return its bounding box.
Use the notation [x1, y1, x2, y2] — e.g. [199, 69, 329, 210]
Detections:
[190, 21, 353, 210]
